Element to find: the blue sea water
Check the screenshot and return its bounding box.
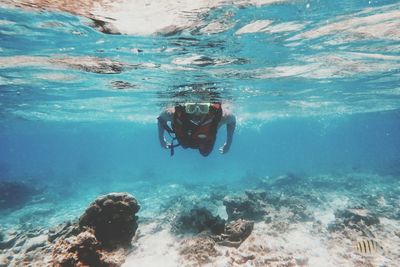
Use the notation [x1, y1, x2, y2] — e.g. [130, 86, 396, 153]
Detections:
[0, 0, 400, 265]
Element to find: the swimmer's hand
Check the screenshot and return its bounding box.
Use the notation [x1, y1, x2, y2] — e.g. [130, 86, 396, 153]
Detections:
[219, 143, 231, 154]
[160, 139, 171, 149]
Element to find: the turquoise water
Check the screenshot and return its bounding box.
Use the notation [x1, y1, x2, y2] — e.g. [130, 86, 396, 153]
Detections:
[0, 1, 399, 263]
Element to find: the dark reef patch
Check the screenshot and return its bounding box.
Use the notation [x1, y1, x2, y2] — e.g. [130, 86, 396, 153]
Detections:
[212, 219, 254, 248]
[329, 207, 380, 232]
[223, 190, 269, 221]
[172, 207, 225, 235]
[79, 192, 140, 248]
[0, 180, 42, 210]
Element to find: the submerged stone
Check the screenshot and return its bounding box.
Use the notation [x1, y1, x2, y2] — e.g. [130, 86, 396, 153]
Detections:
[214, 219, 254, 248]
[48, 221, 80, 243]
[224, 219, 254, 242]
[329, 207, 380, 232]
[79, 192, 140, 248]
[51, 193, 139, 267]
[0, 233, 18, 250]
[23, 234, 47, 252]
[0, 254, 10, 267]
[244, 189, 267, 202]
[223, 192, 267, 221]
[53, 229, 102, 267]
[179, 236, 220, 266]
[336, 208, 380, 226]
[173, 207, 226, 235]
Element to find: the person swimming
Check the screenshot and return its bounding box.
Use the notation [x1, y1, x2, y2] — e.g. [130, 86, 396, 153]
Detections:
[157, 102, 236, 156]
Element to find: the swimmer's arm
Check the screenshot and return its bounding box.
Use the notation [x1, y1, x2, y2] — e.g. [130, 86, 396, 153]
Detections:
[225, 113, 236, 150]
[157, 108, 174, 148]
[219, 111, 236, 154]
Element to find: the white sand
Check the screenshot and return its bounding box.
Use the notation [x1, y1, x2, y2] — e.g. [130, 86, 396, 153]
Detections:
[123, 223, 181, 267]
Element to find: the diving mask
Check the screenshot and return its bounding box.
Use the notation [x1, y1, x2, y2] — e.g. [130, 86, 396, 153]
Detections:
[184, 103, 210, 114]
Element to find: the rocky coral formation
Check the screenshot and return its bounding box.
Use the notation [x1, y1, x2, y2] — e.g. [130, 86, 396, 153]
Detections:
[212, 219, 254, 248]
[48, 221, 80, 243]
[52, 229, 126, 267]
[53, 229, 101, 267]
[329, 207, 380, 232]
[2, 172, 399, 267]
[179, 236, 220, 266]
[79, 192, 140, 248]
[0, 227, 51, 266]
[52, 193, 139, 266]
[0, 230, 19, 250]
[175, 218, 255, 266]
[338, 208, 380, 226]
[223, 190, 268, 221]
[52, 193, 140, 266]
[0, 192, 140, 267]
[173, 207, 225, 235]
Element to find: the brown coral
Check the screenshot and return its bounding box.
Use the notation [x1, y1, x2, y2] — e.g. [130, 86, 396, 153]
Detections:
[79, 192, 140, 248]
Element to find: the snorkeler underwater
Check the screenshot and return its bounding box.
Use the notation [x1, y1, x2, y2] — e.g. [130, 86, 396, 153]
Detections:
[0, 0, 399, 266]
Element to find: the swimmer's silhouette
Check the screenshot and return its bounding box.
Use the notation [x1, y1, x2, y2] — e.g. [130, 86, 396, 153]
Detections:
[157, 102, 236, 156]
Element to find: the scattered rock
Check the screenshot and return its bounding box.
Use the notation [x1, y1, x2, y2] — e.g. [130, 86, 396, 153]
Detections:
[179, 236, 220, 265]
[245, 189, 267, 202]
[53, 229, 103, 267]
[213, 219, 254, 248]
[223, 192, 267, 221]
[335, 208, 380, 227]
[173, 207, 225, 235]
[265, 216, 272, 224]
[14, 235, 27, 247]
[23, 234, 47, 252]
[270, 220, 291, 234]
[0, 254, 10, 267]
[395, 231, 400, 239]
[0, 230, 26, 250]
[79, 192, 140, 248]
[48, 221, 80, 243]
[0, 234, 17, 250]
[229, 251, 256, 265]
